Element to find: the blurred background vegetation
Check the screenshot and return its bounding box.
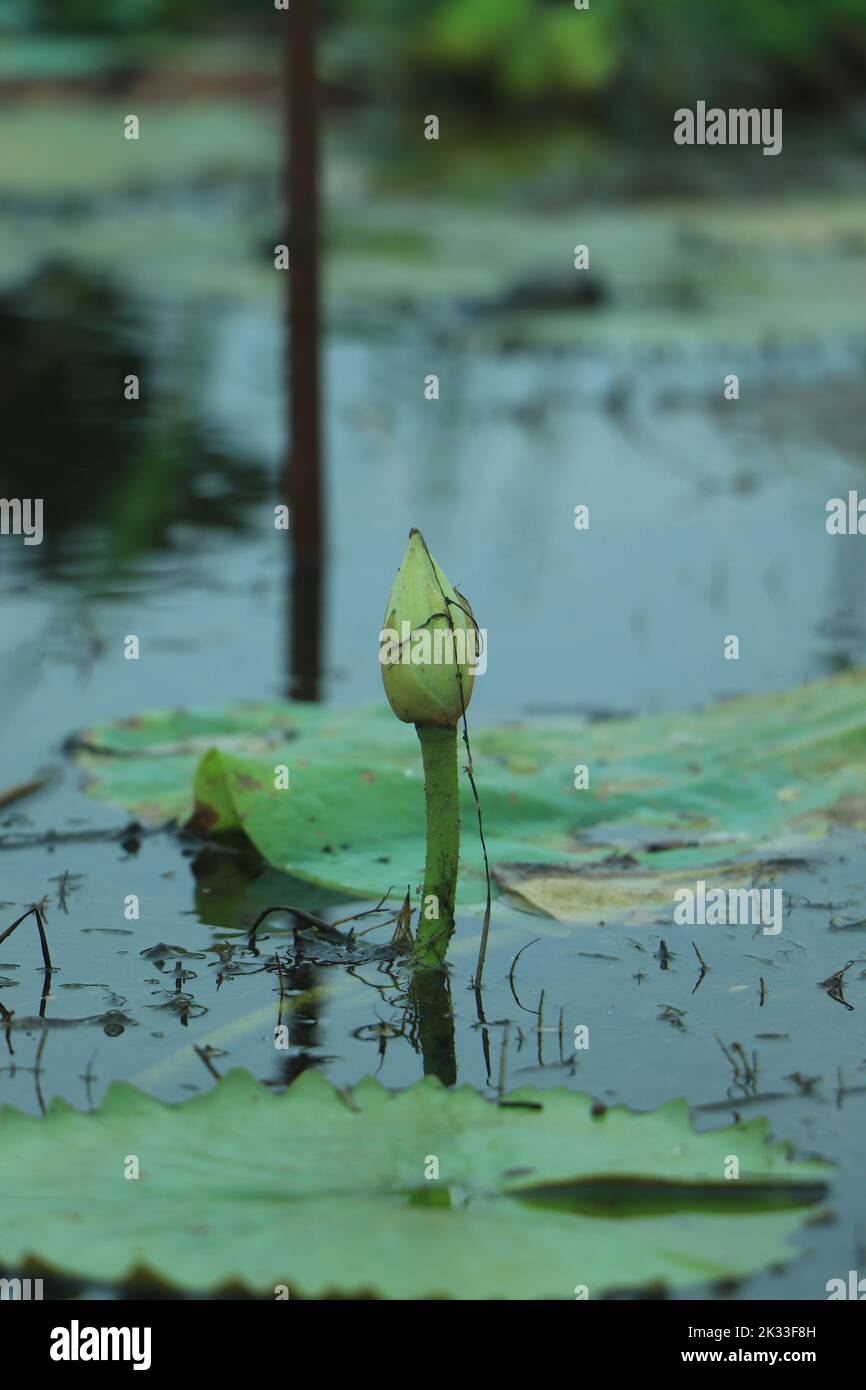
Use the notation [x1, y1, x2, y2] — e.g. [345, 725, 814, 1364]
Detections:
[3, 0, 866, 117]
[1, 0, 864, 716]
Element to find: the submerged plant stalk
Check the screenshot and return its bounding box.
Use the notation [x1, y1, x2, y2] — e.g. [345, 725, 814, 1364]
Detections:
[415, 724, 460, 967]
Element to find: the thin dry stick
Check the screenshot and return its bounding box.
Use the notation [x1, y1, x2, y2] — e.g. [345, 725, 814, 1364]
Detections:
[508, 937, 541, 1013]
[691, 940, 710, 995]
[247, 904, 331, 950]
[0, 777, 47, 810]
[0, 904, 53, 980]
[0, 821, 155, 852]
[714, 1033, 740, 1077]
[193, 1045, 222, 1082]
[691, 941, 709, 972]
[329, 888, 393, 930]
[0, 999, 14, 1057]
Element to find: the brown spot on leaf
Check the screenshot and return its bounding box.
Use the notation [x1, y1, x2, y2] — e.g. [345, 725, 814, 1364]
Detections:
[187, 801, 220, 832]
[235, 774, 262, 791]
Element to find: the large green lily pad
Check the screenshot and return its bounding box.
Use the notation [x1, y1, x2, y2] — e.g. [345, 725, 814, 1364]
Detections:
[71, 669, 866, 918]
[0, 1069, 827, 1298]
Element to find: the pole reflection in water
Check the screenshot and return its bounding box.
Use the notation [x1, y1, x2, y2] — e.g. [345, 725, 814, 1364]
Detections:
[285, 1, 323, 703]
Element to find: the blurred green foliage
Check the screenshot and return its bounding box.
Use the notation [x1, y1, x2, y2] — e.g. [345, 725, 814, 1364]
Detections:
[332, 0, 866, 108]
[3, 0, 866, 111]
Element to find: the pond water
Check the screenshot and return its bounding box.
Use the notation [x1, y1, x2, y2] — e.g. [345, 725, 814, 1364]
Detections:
[1, 100, 865, 1298]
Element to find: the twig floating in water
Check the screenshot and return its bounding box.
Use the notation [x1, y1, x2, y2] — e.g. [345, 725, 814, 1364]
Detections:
[0, 777, 49, 810]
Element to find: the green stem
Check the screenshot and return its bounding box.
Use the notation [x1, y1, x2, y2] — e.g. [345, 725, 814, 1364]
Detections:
[414, 723, 459, 967]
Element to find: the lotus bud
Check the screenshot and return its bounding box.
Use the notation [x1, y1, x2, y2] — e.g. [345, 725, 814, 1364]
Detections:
[380, 530, 480, 968]
[380, 529, 477, 729]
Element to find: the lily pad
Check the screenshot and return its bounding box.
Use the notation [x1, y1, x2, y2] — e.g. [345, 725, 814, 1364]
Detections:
[72, 669, 866, 917]
[0, 1069, 827, 1299]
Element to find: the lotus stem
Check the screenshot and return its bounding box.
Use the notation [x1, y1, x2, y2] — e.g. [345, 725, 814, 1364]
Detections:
[414, 723, 459, 967]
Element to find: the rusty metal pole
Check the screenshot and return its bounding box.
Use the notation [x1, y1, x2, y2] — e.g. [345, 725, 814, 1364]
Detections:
[285, 0, 323, 701]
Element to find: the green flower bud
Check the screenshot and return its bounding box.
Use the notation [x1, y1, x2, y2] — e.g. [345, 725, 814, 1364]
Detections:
[380, 529, 478, 728]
